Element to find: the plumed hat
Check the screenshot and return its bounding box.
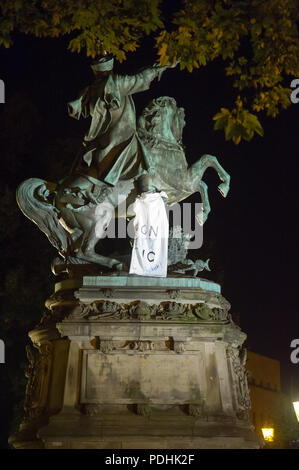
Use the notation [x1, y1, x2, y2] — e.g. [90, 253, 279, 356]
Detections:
[91, 56, 114, 73]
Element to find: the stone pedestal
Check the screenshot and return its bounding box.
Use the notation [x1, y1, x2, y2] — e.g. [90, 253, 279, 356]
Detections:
[10, 276, 260, 449]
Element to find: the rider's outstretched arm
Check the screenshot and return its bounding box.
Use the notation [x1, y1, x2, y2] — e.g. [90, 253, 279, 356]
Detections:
[116, 62, 177, 96]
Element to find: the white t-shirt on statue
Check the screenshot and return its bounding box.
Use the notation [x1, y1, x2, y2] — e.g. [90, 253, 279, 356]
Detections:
[129, 192, 168, 277]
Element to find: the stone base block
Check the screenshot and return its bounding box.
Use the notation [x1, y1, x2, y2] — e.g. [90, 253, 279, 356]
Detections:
[11, 276, 260, 449]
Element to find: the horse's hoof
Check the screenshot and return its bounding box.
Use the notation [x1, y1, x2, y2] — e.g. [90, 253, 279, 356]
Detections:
[196, 213, 207, 226]
[51, 257, 67, 275]
[109, 258, 124, 271]
[196, 215, 203, 226]
[218, 182, 229, 197]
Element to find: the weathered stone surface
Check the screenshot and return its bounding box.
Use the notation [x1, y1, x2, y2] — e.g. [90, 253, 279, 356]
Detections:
[80, 351, 204, 404]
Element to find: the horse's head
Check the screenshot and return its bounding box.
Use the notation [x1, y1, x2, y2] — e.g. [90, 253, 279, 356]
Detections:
[138, 96, 185, 147]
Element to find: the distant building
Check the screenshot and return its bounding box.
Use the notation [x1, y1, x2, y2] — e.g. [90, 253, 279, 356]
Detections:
[246, 351, 294, 444]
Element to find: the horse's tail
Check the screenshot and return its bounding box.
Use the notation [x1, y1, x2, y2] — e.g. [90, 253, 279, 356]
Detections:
[16, 178, 70, 257]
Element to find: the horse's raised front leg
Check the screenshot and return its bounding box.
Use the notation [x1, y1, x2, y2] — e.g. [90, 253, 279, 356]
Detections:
[190, 154, 230, 197]
[196, 181, 211, 226]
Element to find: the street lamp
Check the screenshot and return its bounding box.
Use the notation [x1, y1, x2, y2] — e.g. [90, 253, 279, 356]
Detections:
[261, 428, 274, 442]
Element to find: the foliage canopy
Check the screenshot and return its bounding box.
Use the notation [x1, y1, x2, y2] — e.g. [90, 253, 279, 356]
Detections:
[1, 0, 299, 143]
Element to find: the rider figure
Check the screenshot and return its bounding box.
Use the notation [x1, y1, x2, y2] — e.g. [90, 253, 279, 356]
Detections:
[68, 56, 177, 187]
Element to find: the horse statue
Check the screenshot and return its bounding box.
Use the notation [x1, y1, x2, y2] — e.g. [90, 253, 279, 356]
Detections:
[16, 96, 230, 273]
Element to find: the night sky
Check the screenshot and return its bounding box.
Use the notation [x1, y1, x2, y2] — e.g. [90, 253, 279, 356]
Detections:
[0, 27, 298, 426]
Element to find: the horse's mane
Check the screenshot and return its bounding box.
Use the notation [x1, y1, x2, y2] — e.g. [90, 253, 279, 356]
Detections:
[138, 96, 176, 133]
[137, 96, 184, 150]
